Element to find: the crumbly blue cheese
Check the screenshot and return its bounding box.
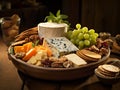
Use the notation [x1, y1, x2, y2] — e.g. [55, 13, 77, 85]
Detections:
[45, 37, 79, 57]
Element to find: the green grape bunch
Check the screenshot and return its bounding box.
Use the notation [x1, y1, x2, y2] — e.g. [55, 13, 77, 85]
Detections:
[66, 23, 98, 49]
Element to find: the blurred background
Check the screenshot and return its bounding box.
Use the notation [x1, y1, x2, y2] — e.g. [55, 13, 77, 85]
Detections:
[0, 0, 120, 36]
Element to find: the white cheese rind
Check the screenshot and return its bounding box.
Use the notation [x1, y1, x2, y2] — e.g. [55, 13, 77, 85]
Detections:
[65, 54, 87, 67]
[38, 22, 68, 38]
[45, 37, 79, 57]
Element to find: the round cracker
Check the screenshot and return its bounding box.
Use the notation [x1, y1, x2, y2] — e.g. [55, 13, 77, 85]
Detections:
[76, 50, 98, 61]
[98, 65, 117, 77]
[81, 49, 101, 59]
[102, 64, 120, 73]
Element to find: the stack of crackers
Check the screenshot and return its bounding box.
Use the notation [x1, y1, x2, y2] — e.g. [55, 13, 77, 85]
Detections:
[95, 64, 120, 77]
[76, 49, 101, 62]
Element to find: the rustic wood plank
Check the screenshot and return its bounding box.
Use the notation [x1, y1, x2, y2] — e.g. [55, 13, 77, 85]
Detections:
[81, 0, 120, 35]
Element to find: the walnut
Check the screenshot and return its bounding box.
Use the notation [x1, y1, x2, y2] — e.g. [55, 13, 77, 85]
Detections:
[51, 61, 64, 68]
[99, 32, 111, 40]
[63, 60, 73, 68]
[96, 38, 103, 48]
[88, 45, 99, 53]
[41, 58, 53, 67]
[58, 57, 68, 62]
[49, 57, 58, 62]
[99, 47, 108, 56]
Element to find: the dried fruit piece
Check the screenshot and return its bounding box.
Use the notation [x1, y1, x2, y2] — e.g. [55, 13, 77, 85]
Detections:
[22, 48, 37, 61]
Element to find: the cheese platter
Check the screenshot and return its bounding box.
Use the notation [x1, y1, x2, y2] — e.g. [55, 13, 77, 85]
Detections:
[8, 26, 110, 80]
[8, 11, 111, 80]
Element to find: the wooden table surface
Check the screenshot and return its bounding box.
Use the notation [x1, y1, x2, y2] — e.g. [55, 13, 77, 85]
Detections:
[0, 37, 120, 90]
[0, 37, 23, 90]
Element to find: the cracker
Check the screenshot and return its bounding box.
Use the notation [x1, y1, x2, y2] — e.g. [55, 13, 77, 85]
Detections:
[97, 65, 120, 77]
[76, 50, 99, 61]
[98, 65, 117, 77]
[102, 64, 120, 73]
[81, 49, 101, 59]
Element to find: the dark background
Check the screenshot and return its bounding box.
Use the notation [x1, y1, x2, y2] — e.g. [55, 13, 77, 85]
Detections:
[0, 0, 120, 36]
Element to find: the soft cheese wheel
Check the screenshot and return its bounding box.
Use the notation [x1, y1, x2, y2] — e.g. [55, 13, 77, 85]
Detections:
[38, 22, 68, 38]
[65, 53, 87, 67]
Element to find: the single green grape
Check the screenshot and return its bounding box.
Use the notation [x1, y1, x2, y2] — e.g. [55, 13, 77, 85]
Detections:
[76, 23, 81, 29]
[90, 39, 96, 45]
[90, 35, 97, 45]
[94, 33, 99, 38]
[84, 33, 90, 40]
[72, 30, 79, 36]
[70, 33, 75, 39]
[84, 40, 90, 46]
[78, 33, 84, 40]
[89, 29, 95, 34]
[78, 29, 82, 33]
[75, 39, 80, 46]
[81, 27, 88, 33]
[90, 35, 96, 41]
[79, 41, 84, 49]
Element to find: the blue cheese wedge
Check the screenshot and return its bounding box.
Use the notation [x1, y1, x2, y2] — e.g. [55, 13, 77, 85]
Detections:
[44, 37, 79, 57]
[64, 53, 87, 67]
